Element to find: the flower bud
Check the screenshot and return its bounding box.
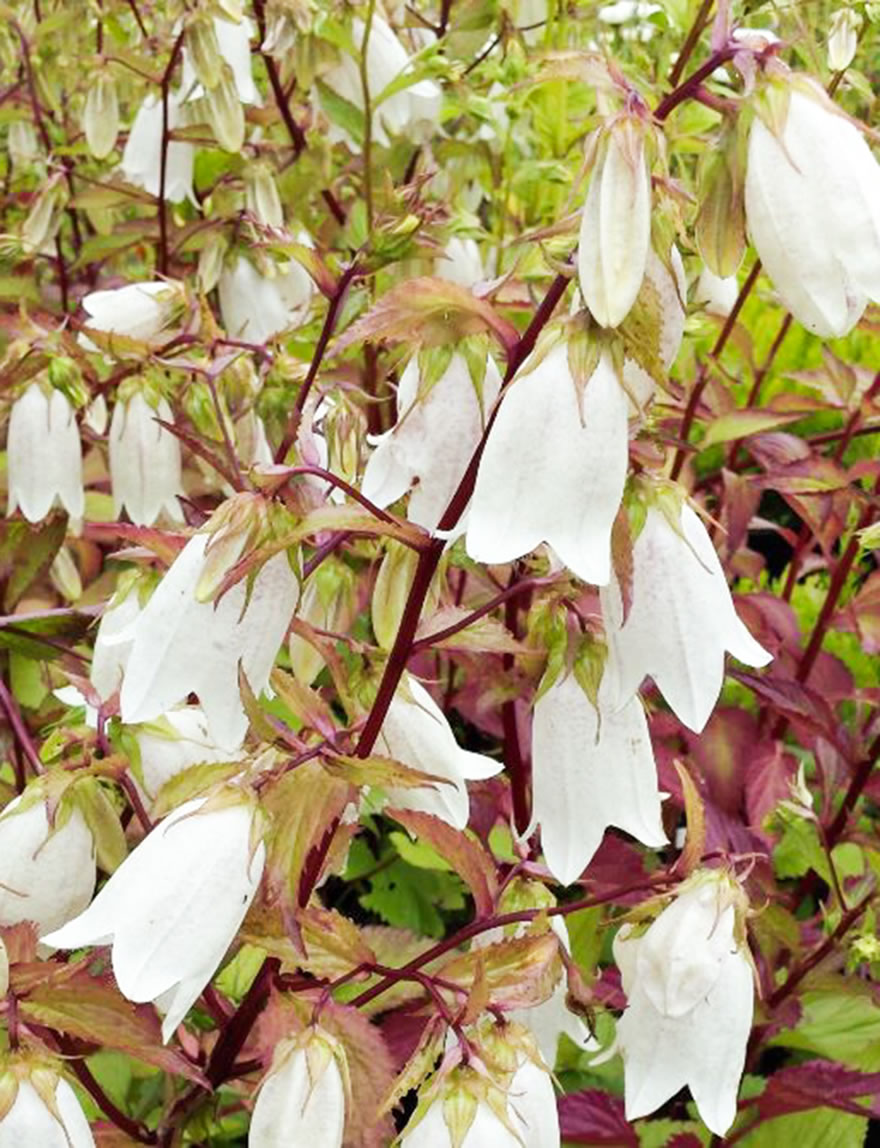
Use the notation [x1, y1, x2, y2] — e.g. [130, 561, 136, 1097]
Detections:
[21, 178, 66, 255]
[0, 938, 9, 998]
[577, 116, 652, 327]
[827, 8, 860, 71]
[204, 62, 246, 152]
[7, 121, 39, 169]
[249, 1029, 347, 1147]
[0, 789, 96, 936]
[694, 266, 739, 317]
[695, 126, 747, 279]
[83, 70, 119, 159]
[245, 163, 284, 229]
[185, 15, 224, 90]
[0, 1063, 95, 1147]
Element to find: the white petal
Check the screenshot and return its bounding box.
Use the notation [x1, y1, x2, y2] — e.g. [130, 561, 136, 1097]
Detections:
[7, 386, 84, 523]
[379, 677, 500, 830]
[635, 881, 736, 1018]
[120, 94, 194, 204]
[55, 1079, 97, 1148]
[119, 535, 298, 750]
[135, 706, 244, 800]
[578, 126, 651, 327]
[509, 1057, 560, 1148]
[110, 394, 183, 525]
[615, 983, 694, 1121]
[250, 1045, 346, 1148]
[0, 798, 96, 936]
[467, 346, 627, 585]
[0, 1081, 88, 1148]
[531, 675, 666, 885]
[601, 504, 769, 732]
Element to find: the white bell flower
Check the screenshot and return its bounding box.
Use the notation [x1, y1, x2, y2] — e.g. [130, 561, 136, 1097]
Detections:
[578, 118, 652, 327]
[0, 1073, 95, 1148]
[81, 281, 184, 349]
[42, 796, 265, 1044]
[120, 92, 195, 204]
[0, 792, 96, 936]
[109, 393, 183, 526]
[7, 384, 84, 523]
[91, 577, 146, 703]
[435, 237, 484, 288]
[528, 674, 666, 886]
[402, 1091, 520, 1148]
[118, 533, 300, 751]
[362, 351, 502, 533]
[694, 266, 739, 318]
[249, 1028, 346, 1148]
[611, 871, 754, 1136]
[376, 676, 502, 830]
[508, 1053, 560, 1148]
[466, 345, 628, 586]
[218, 254, 314, 345]
[134, 707, 245, 802]
[318, 15, 441, 150]
[744, 83, 880, 336]
[601, 499, 770, 733]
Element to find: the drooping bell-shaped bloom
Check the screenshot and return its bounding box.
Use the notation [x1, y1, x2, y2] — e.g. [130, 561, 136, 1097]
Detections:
[363, 351, 502, 533]
[134, 707, 245, 802]
[466, 344, 628, 585]
[119, 533, 300, 750]
[744, 82, 880, 336]
[600, 499, 770, 733]
[7, 384, 84, 523]
[81, 281, 184, 349]
[120, 92, 195, 204]
[578, 117, 652, 327]
[435, 237, 484, 287]
[610, 871, 754, 1136]
[90, 576, 146, 702]
[109, 393, 183, 526]
[218, 255, 314, 345]
[508, 1054, 560, 1148]
[249, 1029, 347, 1148]
[694, 266, 739, 318]
[529, 673, 666, 886]
[0, 1070, 95, 1148]
[43, 796, 265, 1044]
[0, 792, 96, 935]
[317, 15, 441, 150]
[377, 676, 502, 830]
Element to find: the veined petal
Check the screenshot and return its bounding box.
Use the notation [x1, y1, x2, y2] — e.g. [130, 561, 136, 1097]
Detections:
[578, 122, 652, 327]
[635, 881, 736, 1018]
[466, 346, 627, 585]
[378, 677, 499, 830]
[250, 1039, 346, 1148]
[745, 101, 865, 336]
[531, 675, 666, 885]
[601, 503, 770, 732]
[686, 951, 754, 1136]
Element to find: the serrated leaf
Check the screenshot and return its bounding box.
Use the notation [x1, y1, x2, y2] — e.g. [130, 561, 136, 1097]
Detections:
[150, 759, 245, 819]
[334, 277, 519, 357]
[701, 409, 806, 448]
[323, 753, 452, 792]
[436, 932, 560, 1011]
[672, 760, 706, 875]
[18, 965, 207, 1083]
[386, 808, 497, 918]
[0, 518, 67, 610]
[71, 779, 127, 874]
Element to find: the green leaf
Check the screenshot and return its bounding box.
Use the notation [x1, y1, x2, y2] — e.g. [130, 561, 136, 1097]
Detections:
[315, 78, 365, 148]
[359, 855, 466, 938]
[0, 518, 67, 610]
[769, 989, 880, 1070]
[700, 409, 806, 448]
[736, 1107, 867, 1148]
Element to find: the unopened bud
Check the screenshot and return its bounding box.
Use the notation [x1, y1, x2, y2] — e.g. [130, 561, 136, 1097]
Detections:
[695, 127, 746, 278]
[8, 120, 39, 169]
[83, 70, 119, 159]
[245, 163, 284, 229]
[0, 937, 8, 997]
[827, 8, 860, 71]
[199, 230, 229, 294]
[21, 178, 66, 254]
[205, 62, 245, 152]
[186, 15, 224, 90]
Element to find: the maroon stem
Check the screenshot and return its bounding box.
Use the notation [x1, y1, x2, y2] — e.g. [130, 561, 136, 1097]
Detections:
[157, 32, 184, 276]
[667, 0, 715, 87]
[205, 957, 279, 1088]
[56, 1037, 157, 1145]
[0, 675, 43, 780]
[275, 262, 361, 463]
[409, 576, 550, 655]
[655, 46, 736, 121]
[502, 572, 530, 836]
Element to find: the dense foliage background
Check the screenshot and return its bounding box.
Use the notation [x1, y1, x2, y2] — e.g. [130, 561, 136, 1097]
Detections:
[0, 0, 879, 1145]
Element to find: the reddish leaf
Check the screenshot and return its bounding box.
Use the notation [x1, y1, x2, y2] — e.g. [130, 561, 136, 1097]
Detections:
[745, 742, 799, 834]
[757, 1061, 880, 1120]
[386, 808, 498, 918]
[17, 964, 207, 1083]
[558, 1089, 638, 1146]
